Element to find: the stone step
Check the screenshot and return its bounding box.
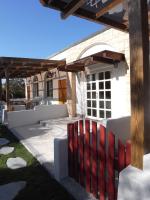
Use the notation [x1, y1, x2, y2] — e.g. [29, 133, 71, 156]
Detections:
[39, 117, 81, 128]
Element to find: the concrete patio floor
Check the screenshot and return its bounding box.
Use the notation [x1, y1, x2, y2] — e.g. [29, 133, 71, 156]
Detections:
[11, 117, 79, 175]
[10, 117, 97, 200]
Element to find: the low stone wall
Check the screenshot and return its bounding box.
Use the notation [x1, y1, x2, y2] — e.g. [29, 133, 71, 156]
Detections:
[54, 138, 68, 181]
[118, 154, 150, 200]
[7, 104, 68, 128]
[13, 105, 26, 111]
[106, 116, 130, 143]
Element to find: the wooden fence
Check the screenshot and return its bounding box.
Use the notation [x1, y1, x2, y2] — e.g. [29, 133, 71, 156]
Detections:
[67, 119, 131, 200]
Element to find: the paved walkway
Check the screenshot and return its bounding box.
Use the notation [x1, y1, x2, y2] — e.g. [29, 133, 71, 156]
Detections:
[11, 118, 73, 175]
[10, 117, 96, 200]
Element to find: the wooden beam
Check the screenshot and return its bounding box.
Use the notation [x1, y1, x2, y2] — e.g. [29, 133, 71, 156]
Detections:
[0, 61, 60, 78]
[44, 0, 128, 32]
[0, 57, 64, 64]
[92, 56, 115, 64]
[4, 68, 10, 110]
[98, 50, 125, 61]
[58, 63, 85, 72]
[67, 72, 76, 117]
[9, 71, 44, 78]
[0, 57, 66, 71]
[128, 0, 149, 169]
[0, 78, 2, 101]
[61, 0, 86, 19]
[9, 68, 48, 73]
[40, 0, 51, 6]
[96, 0, 124, 19]
[0, 63, 56, 68]
[40, 0, 47, 6]
[0, 65, 55, 70]
[76, 8, 128, 31]
[0, 70, 4, 79]
[9, 72, 40, 78]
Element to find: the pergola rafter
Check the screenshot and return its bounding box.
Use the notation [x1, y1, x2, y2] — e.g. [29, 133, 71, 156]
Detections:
[0, 56, 66, 109]
[95, 0, 124, 19]
[0, 57, 66, 78]
[61, 0, 86, 19]
[40, 0, 128, 31]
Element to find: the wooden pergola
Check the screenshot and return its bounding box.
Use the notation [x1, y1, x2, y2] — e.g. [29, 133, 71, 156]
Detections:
[58, 50, 125, 72]
[40, 0, 150, 169]
[0, 56, 66, 108]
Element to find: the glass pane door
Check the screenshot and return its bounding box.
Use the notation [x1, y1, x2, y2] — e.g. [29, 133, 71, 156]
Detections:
[86, 71, 111, 119]
[98, 71, 111, 119]
[86, 74, 97, 118]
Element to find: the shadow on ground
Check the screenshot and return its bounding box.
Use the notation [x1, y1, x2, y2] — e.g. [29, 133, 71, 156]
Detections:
[0, 125, 75, 200]
[0, 163, 75, 200]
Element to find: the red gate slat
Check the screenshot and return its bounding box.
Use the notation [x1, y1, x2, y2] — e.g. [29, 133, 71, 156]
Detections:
[85, 119, 91, 192]
[92, 121, 98, 197]
[68, 120, 130, 200]
[118, 139, 125, 172]
[79, 120, 84, 186]
[125, 140, 131, 167]
[74, 121, 79, 182]
[67, 123, 74, 178]
[108, 132, 115, 200]
[99, 125, 106, 200]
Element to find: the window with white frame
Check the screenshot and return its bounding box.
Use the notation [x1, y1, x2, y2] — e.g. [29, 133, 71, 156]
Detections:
[86, 71, 111, 119]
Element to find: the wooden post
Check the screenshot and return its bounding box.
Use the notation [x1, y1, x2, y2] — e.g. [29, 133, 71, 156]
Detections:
[0, 78, 2, 101]
[4, 68, 10, 110]
[128, 0, 149, 169]
[67, 72, 76, 117]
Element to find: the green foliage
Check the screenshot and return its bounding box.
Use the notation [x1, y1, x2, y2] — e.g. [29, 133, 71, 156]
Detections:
[2, 79, 25, 99]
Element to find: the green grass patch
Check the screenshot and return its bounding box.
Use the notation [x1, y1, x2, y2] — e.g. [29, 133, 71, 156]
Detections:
[0, 125, 75, 200]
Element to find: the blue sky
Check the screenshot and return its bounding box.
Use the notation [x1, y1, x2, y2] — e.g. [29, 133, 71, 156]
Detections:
[0, 0, 104, 59]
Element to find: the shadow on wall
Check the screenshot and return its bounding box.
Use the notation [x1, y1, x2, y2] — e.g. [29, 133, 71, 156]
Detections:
[112, 61, 129, 80]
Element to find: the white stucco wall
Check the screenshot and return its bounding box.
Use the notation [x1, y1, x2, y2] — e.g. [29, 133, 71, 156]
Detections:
[26, 68, 66, 104]
[50, 28, 130, 65]
[54, 138, 68, 181]
[25, 28, 130, 120]
[7, 104, 68, 128]
[50, 28, 130, 119]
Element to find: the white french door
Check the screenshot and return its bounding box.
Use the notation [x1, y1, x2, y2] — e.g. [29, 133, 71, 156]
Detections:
[86, 71, 111, 119]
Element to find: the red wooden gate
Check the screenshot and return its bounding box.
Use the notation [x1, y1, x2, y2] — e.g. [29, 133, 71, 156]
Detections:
[67, 119, 131, 200]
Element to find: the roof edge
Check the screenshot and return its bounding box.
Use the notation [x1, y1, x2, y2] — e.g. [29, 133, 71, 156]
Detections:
[48, 27, 110, 59]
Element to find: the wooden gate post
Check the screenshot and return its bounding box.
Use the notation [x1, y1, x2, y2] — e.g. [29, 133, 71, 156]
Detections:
[0, 78, 2, 101]
[4, 68, 10, 110]
[128, 0, 149, 169]
[67, 72, 76, 117]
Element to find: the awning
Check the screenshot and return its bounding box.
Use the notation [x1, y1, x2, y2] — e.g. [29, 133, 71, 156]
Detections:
[58, 50, 125, 72]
